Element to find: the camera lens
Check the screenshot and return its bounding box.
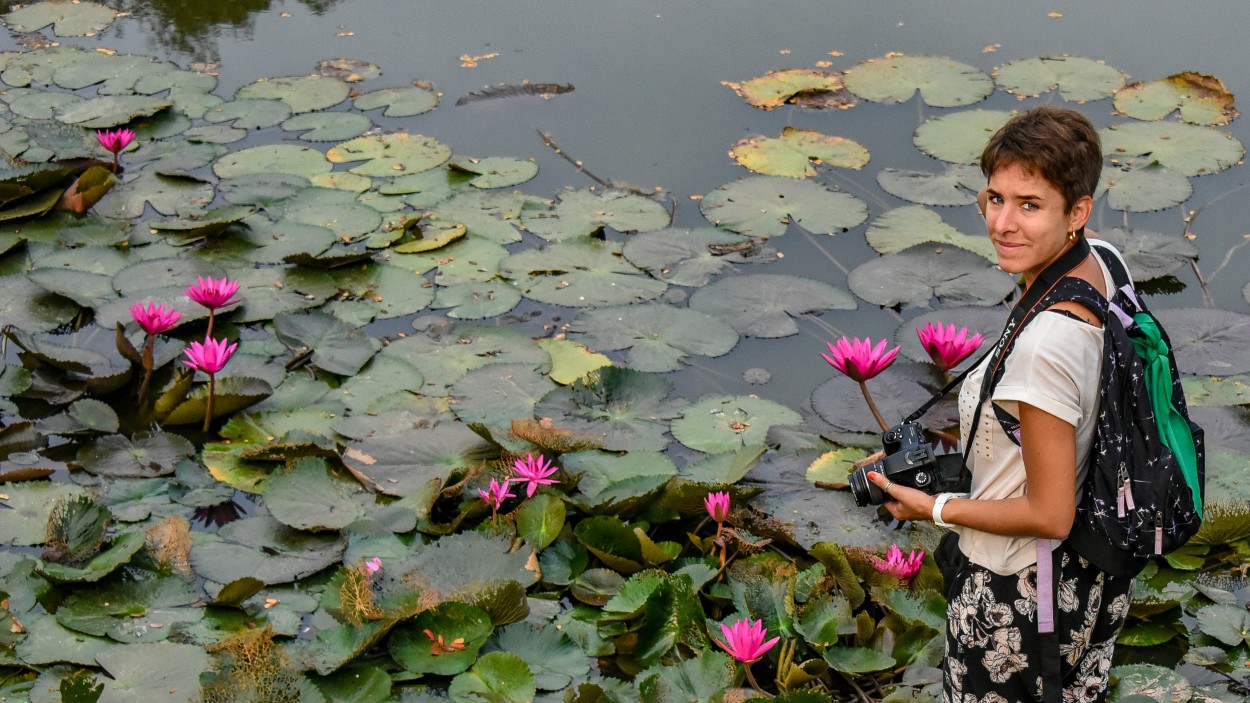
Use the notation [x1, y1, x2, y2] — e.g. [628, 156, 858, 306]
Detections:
[849, 465, 883, 507]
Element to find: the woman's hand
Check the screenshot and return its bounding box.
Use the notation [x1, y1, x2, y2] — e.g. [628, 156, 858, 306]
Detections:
[867, 471, 937, 522]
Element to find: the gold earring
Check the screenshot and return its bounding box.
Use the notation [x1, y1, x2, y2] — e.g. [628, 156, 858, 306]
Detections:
[1067, 230, 1077, 242]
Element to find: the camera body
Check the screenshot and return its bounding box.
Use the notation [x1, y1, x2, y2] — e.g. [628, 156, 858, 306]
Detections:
[849, 421, 970, 507]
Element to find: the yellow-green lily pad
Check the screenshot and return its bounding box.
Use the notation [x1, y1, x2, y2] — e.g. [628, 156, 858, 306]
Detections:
[731, 127, 869, 178]
[844, 54, 993, 107]
[1114, 72, 1238, 126]
[994, 55, 1126, 102]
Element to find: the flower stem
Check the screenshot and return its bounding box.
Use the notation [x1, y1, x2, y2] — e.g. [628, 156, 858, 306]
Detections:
[206, 309, 215, 339]
[858, 380, 889, 432]
[203, 373, 216, 433]
[743, 664, 773, 698]
[137, 334, 154, 407]
[111, 153, 119, 174]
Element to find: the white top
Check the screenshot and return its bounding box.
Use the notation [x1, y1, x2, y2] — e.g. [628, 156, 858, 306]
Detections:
[954, 250, 1115, 576]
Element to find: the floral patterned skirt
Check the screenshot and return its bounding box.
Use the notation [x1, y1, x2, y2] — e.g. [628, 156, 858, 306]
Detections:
[943, 540, 1132, 703]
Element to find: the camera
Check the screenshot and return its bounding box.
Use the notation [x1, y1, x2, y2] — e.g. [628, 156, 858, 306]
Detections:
[849, 421, 970, 507]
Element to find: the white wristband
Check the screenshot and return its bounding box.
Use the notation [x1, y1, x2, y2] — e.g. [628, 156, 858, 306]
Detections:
[932, 492, 961, 528]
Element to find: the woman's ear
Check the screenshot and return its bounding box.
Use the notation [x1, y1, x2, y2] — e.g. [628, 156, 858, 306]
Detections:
[1068, 194, 1093, 232]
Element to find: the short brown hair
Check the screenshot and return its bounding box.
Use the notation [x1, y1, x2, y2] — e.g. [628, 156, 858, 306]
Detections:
[980, 106, 1102, 212]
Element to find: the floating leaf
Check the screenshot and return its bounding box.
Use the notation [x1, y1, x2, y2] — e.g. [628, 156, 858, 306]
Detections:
[38, 530, 145, 583]
[486, 622, 591, 691]
[6, 88, 83, 119]
[0, 273, 79, 333]
[568, 304, 738, 372]
[535, 367, 686, 452]
[54, 95, 172, 128]
[281, 112, 373, 142]
[317, 57, 381, 82]
[813, 364, 958, 433]
[4, 1, 118, 36]
[848, 243, 1017, 308]
[431, 280, 521, 320]
[688, 273, 856, 338]
[1099, 121, 1244, 177]
[93, 171, 214, 219]
[993, 55, 1126, 101]
[1109, 663, 1192, 703]
[565, 450, 676, 516]
[388, 602, 492, 676]
[1156, 308, 1250, 376]
[448, 651, 535, 703]
[875, 164, 982, 206]
[0, 481, 85, 546]
[731, 127, 870, 178]
[203, 97, 291, 129]
[700, 176, 868, 237]
[747, 454, 898, 549]
[521, 187, 671, 241]
[342, 422, 496, 497]
[189, 515, 345, 585]
[149, 204, 255, 240]
[94, 642, 208, 703]
[914, 109, 1013, 165]
[500, 237, 667, 308]
[725, 69, 851, 110]
[670, 394, 802, 454]
[326, 133, 452, 177]
[823, 646, 896, 674]
[77, 432, 195, 478]
[1114, 72, 1238, 126]
[381, 320, 548, 395]
[1099, 161, 1192, 212]
[265, 457, 363, 531]
[621, 227, 761, 287]
[449, 362, 557, 432]
[353, 85, 439, 117]
[843, 54, 993, 107]
[273, 310, 379, 376]
[213, 144, 333, 180]
[1092, 227, 1197, 280]
[235, 74, 350, 113]
[864, 206, 996, 261]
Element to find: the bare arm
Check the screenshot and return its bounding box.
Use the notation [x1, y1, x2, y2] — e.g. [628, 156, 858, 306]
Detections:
[868, 402, 1077, 539]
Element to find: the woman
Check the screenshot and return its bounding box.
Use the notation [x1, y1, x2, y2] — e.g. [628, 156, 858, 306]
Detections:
[867, 107, 1132, 703]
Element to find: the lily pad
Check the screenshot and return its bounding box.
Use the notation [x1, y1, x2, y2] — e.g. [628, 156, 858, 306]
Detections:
[913, 109, 1014, 165]
[1114, 72, 1238, 126]
[265, 457, 363, 531]
[76, 431, 195, 478]
[500, 237, 668, 308]
[848, 243, 1017, 308]
[670, 394, 802, 454]
[449, 363, 557, 432]
[282, 112, 374, 142]
[389, 601, 493, 675]
[0, 274, 79, 333]
[1109, 663, 1192, 702]
[864, 206, 996, 261]
[875, 164, 982, 206]
[621, 227, 761, 287]
[521, 187, 671, 241]
[1091, 227, 1198, 280]
[534, 367, 687, 452]
[381, 320, 548, 395]
[700, 176, 868, 237]
[565, 450, 677, 515]
[1099, 161, 1192, 212]
[1099, 121, 1244, 177]
[843, 54, 993, 107]
[731, 127, 870, 178]
[448, 156, 538, 189]
[38, 530, 146, 583]
[448, 651, 535, 703]
[6, 88, 83, 119]
[94, 642, 209, 703]
[189, 515, 346, 585]
[213, 144, 334, 180]
[725, 68, 851, 110]
[427, 189, 528, 244]
[353, 85, 440, 117]
[54, 95, 172, 128]
[688, 273, 856, 338]
[813, 363, 959, 433]
[0, 481, 85, 545]
[1155, 308, 1250, 376]
[431, 280, 521, 319]
[484, 622, 590, 691]
[161, 375, 275, 426]
[994, 55, 1126, 101]
[342, 422, 496, 497]
[235, 74, 350, 113]
[568, 304, 738, 372]
[273, 310, 379, 376]
[4, 1, 118, 36]
[327, 133, 452, 177]
[93, 171, 215, 219]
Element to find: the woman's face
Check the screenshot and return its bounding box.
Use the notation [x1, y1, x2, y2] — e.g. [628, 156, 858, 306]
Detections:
[984, 163, 1091, 287]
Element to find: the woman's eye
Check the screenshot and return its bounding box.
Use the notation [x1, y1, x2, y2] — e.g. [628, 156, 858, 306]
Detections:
[1022, 202, 1038, 211]
[988, 196, 1004, 205]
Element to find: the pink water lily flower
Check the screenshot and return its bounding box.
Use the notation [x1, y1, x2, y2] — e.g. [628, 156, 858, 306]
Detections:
[182, 337, 238, 374]
[130, 301, 181, 336]
[821, 337, 900, 383]
[363, 556, 382, 573]
[704, 491, 730, 523]
[871, 544, 924, 582]
[477, 478, 515, 511]
[186, 276, 241, 311]
[511, 453, 559, 497]
[917, 322, 985, 372]
[713, 617, 780, 664]
[96, 128, 135, 154]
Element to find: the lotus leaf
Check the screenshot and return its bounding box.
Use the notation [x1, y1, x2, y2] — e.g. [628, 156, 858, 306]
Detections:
[334, 355, 424, 414]
[389, 601, 493, 676]
[564, 449, 677, 515]
[133, 67, 217, 96]
[876, 164, 982, 206]
[0, 481, 85, 545]
[731, 127, 870, 178]
[6, 88, 83, 119]
[806, 447, 872, 484]
[204, 97, 291, 129]
[273, 310, 379, 376]
[1099, 162, 1192, 212]
[312, 665, 392, 703]
[406, 530, 539, 602]
[535, 338, 611, 385]
[37, 530, 145, 583]
[150, 203, 255, 240]
[393, 237, 508, 286]
[1155, 308, 1250, 376]
[448, 651, 536, 703]
[235, 74, 350, 113]
[0, 182, 61, 220]
[1100, 121, 1244, 177]
[37, 398, 118, 435]
[189, 515, 345, 585]
[219, 172, 310, 206]
[824, 646, 896, 674]
[449, 156, 539, 188]
[294, 617, 397, 677]
[994, 55, 1126, 101]
[1114, 72, 1238, 126]
[843, 54, 993, 107]
[865, 206, 996, 261]
[574, 514, 670, 574]
[1, 45, 100, 87]
[167, 89, 225, 120]
[393, 216, 467, 253]
[213, 144, 333, 180]
[282, 111, 373, 142]
[521, 187, 671, 241]
[670, 394, 801, 454]
[265, 457, 364, 531]
[1184, 377, 1250, 408]
[3, 1, 117, 36]
[700, 176, 868, 237]
[486, 621, 591, 690]
[849, 243, 1016, 308]
[342, 422, 495, 497]
[326, 133, 452, 177]
[93, 642, 209, 703]
[431, 280, 521, 319]
[76, 431, 194, 478]
[726, 68, 850, 109]
[913, 109, 1013, 164]
[688, 273, 856, 338]
[427, 189, 528, 244]
[353, 85, 439, 116]
[54, 95, 172, 128]
[534, 367, 686, 452]
[383, 320, 548, 394]
[52, 52, 167, 93]
[449, 362, 556, 431]
[0, 274, 78, 333]
[16, 615, 117, 666]
[750, 453, 899, 549]
[55, 575, 200, 642]
[182, 124, 246, 144]
[94, 170, 215, 219]
[621, 227, 760, 287]
[568, 304, 738, 372]
[636, 651, 735, 702]
[228, 266, 338, 322]
[517, 493, 565, 551]
[500, 237, 668, 307]
[1092, 227, 1197, 280]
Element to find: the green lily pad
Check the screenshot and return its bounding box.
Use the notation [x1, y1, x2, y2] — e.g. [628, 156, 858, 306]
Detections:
[536, 337, 612, 385]
[875, 164, 982, 206]
[16, 615, 117, 666]
[311, 171, 374, 193]
[214, 143, 334, 182]
[485, 622, 590, 691]
[727, 68, 850, 109]
[51, 51, 165, 92]
[4, 1, 117, 36]
[848, 243, 1017, 308]
[219, 171, 310, 206]
[1114, 72, 1238, 126]
[393, 237, 508, 286]
[230, 266, 338, 323]
[449, 362, 557, 431]
[389, 601, 493, 676]
[731, 127, 870, 178]
[448, 651, 535, 703]
[1184, 376, 1250, 408]
[517, 493, 565, 551]
[565, 450, 677, 516]
[843, 54, 993, 107]
[126, 139, 225, 174]
[354, 85, 440, 117]
[327, 132, 452, 177]
[0, 481, 85, 545]
[342, 422, 496, 497]
[93, 171, 215, 219]
[273, 309, 379, 376]
[448, 156, 539, 188]
[393, 217, 467, 253]
[1194, 603, 1250, 646]
[865, 206, 996, 261]
[1099, 161, 1192, 212]
[534, 367, 686, 453]
[282, 112, 374, 142]
[700, 176, 868, 237]
[1100, 121, 1244, 177]
[189, 515, 345, 585]
[431, 280, 521, 319]
[76, 431, 194, 478]
[94, 642, 209, 703]
[621, 227, 761, 287]
[1156, 308, 1250, 376]
[521, 187, 671, 241]
[688, 273, 856, 338]
[994, 55, 1126, 101]
[160, 375, 274, 426]
[203, 97, 291, 129]
[914, 109, 1014, 165]
[182, 124, 246, 144]
[6, 88, 84, 119]
[0, 273, 79, 333]
[1091, 227, 1198, 280]
[381, 320, 548, 394]
[235, 74, 350, 113]
[406, 530, 540, 601]
[748, 454, 898, 549]
[573, 514, 675, 574]
[636, 650, 735, 701]
[37, 398, 118, 435]
[150, 204, 256, 239]
[427, 189, 528, 244]
[500, 237, 668, 307]
[568, 304, 738, 372]
[824, 646, 896, 674]
[54, 95, 172, 128]
[56, 575, 200, 642]
[670, 394, 802, 454]
[38, 530, 145, 583]
[265, 457, 364, 531]
[812, 364, 959, 434]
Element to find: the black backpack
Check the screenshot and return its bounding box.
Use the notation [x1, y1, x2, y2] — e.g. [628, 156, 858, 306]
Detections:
[989, 242, 1205, 577]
